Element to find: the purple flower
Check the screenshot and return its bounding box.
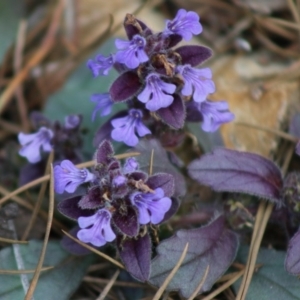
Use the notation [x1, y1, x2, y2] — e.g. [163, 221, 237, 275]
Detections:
[87, 54, 115, 77]
[90, 93, 113, 121]
[115, 35, 148, 69]
[177, 65, 215, 102]
[123, 157, 139, 174]
[18, 127, 53, 163]
[111, 109, 151, 146]
[112, 175, 127, 187]
[77, 209, 116, 247]
[198, 100, 235, 132]
[54, 160, 94, 194]
[130, 188, 172, 224]
[137, 73, 176, 111]
[64, 115, 81, 129]
[164, 9, 202, 41]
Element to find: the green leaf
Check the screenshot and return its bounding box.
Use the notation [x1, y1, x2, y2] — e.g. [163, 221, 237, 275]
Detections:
[0, 240, 92, 299]
[233, 246, 300, 300]
[43, 39, 126, 157]
[0, 0, 23, 62]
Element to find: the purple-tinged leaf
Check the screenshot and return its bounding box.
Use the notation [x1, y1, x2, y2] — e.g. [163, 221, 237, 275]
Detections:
[185, 100, 203, 122]
[123, 14, 152, 40]
[188, 148, 284, 204]
[117, 233, 151, 281]
[78, 186, 106, 210]
[93, 110, 128, 148]
[156, 94, 186, 129]
[61, 227, 92, 255]
[57, 196, 93, 220]
[176, 45, 212, 67]
[167, 34, 182, 48]
[296, 141, 300, 156]
[112, 202, 139, 237]
[95, 139, 114, 165]
[109, 71, 141, 102]
[149, 215, 239, 298]
[133, 139, 186, 197]
[127, 171, 148, 182]
[285, 228, 300, 275]
[146, 173, 175, 197]
[19, 160, 46, 186]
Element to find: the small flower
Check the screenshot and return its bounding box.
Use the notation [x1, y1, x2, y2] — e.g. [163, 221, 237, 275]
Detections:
[123, 157, 139, 174]
[77, 209, 116, 247]
[164, 9, 202, 41]
[18, 127, 53, 163]
[198, 100, 235, 132]
[177, 65, 215, 102]
[64, 115, 81, 129]
[87, 54, 115, 77]
[137, 73, 176, 111]
[112, 175, 127, 187]
[111, 109, 151, 146]
[54, 160, 94, 194]
[115, 35, 148, 69]
[130, 188, 172, 224]
[90, 93, 113, 121]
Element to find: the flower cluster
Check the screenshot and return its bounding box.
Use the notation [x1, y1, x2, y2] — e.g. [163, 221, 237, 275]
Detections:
[56, 140, 176, 249]
[88, 9, 234, 147]
[18, 112, 83, 164]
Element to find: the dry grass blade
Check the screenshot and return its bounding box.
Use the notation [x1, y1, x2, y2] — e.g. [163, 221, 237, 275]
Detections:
[0, 237, 28, 244]
[187, 265, 209, 300]
[83, 276, 147, 288]
[96, 269, 120, 300]
[25, 164, 55, 300]
[152, 243, 189, 300]
[22, 151, 54, 241]
[236, 201, 273, 300]
[0, 266, 53, 275]
[0, 0, 65, 114]
[0, 152, 140, 206]
[62, 230, 124, 269]
[149, 149, 154, 176]
[202, 270, 244, 300]
[235, 122, 298, 142]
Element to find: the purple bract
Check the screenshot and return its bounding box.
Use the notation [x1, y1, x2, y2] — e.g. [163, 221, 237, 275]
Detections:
[111, 109, 151, 146]
[18, 127, 54, 163]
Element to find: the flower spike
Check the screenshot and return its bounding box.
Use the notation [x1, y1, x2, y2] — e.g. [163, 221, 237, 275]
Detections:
[77, 209, 116, 247]
[111, 109, 151, 146]
[115, 35, 148, 69]
[18, 127, 53, 163]
[54, 160, 94, 194]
